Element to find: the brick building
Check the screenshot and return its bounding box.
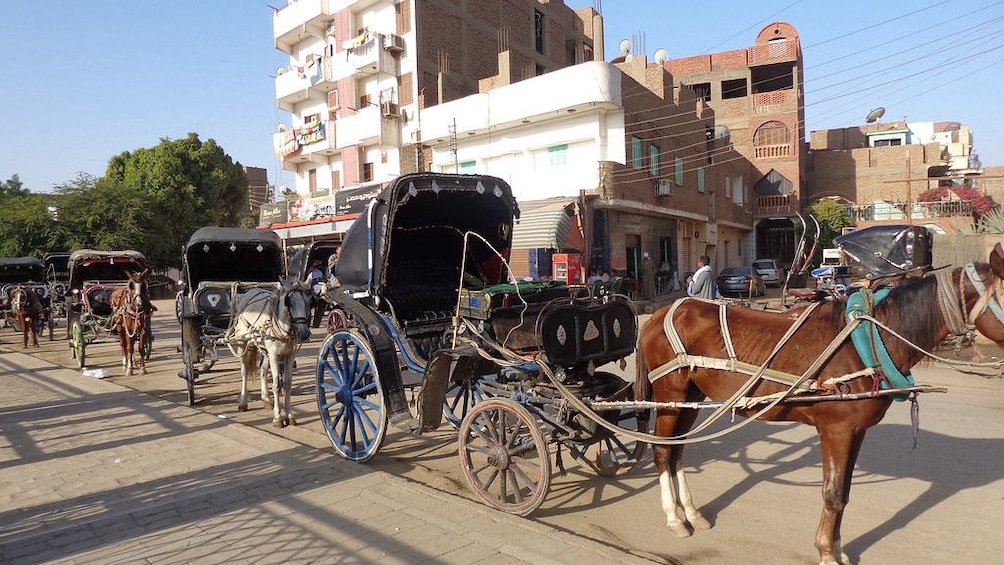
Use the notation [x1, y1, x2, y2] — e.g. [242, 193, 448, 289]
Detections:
[667, 22, 806, 266]
[808, 121, 983, 230]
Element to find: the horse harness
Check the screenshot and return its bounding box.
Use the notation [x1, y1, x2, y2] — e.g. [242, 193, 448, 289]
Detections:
[224, 286, 308, 351]
[648, 263, 1004, 401]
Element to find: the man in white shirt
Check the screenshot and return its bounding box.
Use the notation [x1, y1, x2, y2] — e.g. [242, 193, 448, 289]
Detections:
[687, 255, 716, 299]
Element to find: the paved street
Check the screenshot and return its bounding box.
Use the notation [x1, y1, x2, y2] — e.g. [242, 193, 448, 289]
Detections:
[2, 293, 1004, 564]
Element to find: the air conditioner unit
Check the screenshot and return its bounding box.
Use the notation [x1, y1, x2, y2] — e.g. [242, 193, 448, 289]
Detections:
[655, 178, 673, 196]
[384, 34, 405, 53]
[381, 101, 400, 118]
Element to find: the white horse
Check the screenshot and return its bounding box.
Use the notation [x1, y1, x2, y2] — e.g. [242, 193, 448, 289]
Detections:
[229, 279, 313, 427]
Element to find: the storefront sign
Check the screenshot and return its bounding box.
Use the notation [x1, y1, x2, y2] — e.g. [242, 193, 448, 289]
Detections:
[259, 202, 288, 226]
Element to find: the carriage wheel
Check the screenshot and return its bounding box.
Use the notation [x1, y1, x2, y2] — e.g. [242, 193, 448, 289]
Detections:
[316, 330, 388, 462]
[458, 398, 551, 516]
[71, 321, 85, 369]
[142, 328, 154, 360]
[180, 319, 200, 406]
[443, 376, 494, 430]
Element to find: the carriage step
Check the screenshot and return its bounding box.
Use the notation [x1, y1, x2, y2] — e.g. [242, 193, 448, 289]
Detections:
[389, 411, 421, 434]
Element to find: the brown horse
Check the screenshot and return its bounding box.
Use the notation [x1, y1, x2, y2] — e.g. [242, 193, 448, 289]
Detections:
[10, 285, 46, 348]
[635, 243, 1004, 565]
[110, 269, 151, 376]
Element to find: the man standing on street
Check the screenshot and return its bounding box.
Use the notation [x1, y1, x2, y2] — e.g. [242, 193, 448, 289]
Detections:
[687, 255, 716, 299]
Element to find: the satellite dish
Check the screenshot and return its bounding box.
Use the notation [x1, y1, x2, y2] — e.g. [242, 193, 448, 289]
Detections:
[713, 125, 731, 141]
[653, 48, 669, 64]
[618, 38, 633, 55]
[276, 123, 287, 132]
[865, 107, 886, 124]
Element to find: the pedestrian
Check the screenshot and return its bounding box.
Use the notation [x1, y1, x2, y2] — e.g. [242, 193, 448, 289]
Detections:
[686, 255, 716, 299]
[640, 252, 656, 300]
[304, 259, 324, 291]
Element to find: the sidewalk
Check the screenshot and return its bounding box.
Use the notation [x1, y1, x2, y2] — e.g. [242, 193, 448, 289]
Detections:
[0, 349, 656, 565]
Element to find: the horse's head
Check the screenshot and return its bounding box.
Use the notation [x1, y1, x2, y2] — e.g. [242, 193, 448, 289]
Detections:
[280, 278, 313, 342]
[958, 242, 1004, 346]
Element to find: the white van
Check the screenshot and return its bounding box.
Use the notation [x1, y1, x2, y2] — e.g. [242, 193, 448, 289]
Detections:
[751, 258, 785, 287]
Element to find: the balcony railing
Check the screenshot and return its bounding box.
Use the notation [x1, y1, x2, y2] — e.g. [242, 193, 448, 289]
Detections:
[843, 200, 973, 223]
[753, 143, 791, 159]
[756, 194, 794, 217]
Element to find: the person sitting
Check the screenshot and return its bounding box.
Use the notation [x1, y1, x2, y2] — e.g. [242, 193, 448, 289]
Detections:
[304, 260, 324, 293]
[587, 268, 604, 284]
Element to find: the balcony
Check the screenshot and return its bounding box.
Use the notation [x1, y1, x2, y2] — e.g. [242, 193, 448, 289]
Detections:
[336, 104, 400, 148]
[844, 200, 973, 223]
[348, 33, 399, 76]
[275, 56, 337, 112]
[331, 0, 393, 12]
[300, 120, 339, 163]
[753, 143, 791, 159]
[756, 194, 795, 217]
[748, 38, 798, 66]
[274, 0, 332, 53]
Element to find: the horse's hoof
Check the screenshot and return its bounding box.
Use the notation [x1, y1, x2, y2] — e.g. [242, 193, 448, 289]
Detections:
[272, 419, 284, 429]
[287, 416, 297, 426]
[238, 404, 248, 412]
[688, 514, 712, 531]
[667, 521, 692, 538]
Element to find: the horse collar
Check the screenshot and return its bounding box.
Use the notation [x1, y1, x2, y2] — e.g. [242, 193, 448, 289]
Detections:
[964, 262, 1004, 325]
[845, 288, 913, 400]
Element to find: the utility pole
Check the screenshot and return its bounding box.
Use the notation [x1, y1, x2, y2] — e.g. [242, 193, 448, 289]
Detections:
[905, 150, 912, 226]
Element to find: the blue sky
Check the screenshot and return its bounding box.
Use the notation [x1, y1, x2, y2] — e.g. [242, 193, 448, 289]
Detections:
[3, 1, 1003, 194]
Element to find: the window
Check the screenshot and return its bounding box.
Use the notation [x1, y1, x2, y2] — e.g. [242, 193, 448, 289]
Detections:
[675, 157, 683, 186]
[308, 168, 317, 193]
[631, 137, 643, 170]
[460, 160, 476, 173]
[722, 78, 747, 99]
[360, 94, 372, 108]
[331, 170, 341, 192]
[753, 121, 791, 146]
[548, 144, 568, 167]
[691, 83, 711, 102]
[873, 138, 903, 147]
[725, 175, 731, 199]
[697, 167, 705, 193]
[362, 162, 374, 182]
[534, 10, 545, 54]
[649, 144, 660, 177]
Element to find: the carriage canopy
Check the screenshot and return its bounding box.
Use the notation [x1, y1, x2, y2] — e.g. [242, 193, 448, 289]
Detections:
[0, 257, 45, 284]
[183, 227, 284, 290]
[42, 252, 71, 282]
[67, 250, 148, 290]
[334, 173, 519, 315]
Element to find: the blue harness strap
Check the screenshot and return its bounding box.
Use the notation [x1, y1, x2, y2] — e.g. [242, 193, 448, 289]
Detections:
[846, 288, 914, 401]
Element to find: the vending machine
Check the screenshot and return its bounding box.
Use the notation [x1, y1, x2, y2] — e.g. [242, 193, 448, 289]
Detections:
[551, 253, 581, 284]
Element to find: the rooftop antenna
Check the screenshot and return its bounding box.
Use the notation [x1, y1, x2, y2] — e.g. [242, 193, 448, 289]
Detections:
[865, 107, 886, 124]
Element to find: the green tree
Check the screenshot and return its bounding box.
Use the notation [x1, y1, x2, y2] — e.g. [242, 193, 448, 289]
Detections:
[808, 198, 854, 264]
[0, 174, 31, 198]
[104, 133, 249, 268]
[54, 173, 153, 254]
[0, 192, 61, 257]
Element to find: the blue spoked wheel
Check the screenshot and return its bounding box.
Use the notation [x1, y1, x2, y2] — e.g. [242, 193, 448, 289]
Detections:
[443, 376, 494, 430]
[316, 330, 387, 462]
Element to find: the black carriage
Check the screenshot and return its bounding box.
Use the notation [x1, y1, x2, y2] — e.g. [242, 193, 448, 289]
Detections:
[42, 251, 71, 320]
[287, 239, 340, 328]
[66, 249, 148, 368]
[177, 227, 285, 406]
[316, 173, 642, 515]
[0, 256, 48, 334]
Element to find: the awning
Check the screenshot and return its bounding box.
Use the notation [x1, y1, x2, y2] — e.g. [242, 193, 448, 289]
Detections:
[511, 198, 584, 251]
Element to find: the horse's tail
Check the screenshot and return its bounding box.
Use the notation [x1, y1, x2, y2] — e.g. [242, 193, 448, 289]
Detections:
[634, 333, 651, 402]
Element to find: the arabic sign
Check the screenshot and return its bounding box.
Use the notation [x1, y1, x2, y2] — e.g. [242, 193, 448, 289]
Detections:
[283, 184, 384, 223]
[259, 202, 288, 226]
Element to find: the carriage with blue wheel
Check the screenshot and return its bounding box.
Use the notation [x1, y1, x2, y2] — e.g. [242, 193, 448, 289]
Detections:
[315, 172, 645, 515]
[176, 227, 287, 406]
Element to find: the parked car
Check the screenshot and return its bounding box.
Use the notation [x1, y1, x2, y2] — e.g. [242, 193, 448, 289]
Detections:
[716, 266, 765, 298]
[751, 258, 786, 287]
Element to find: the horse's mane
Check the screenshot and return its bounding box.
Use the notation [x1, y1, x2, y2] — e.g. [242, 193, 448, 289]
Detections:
[873, 273, 942, 353]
